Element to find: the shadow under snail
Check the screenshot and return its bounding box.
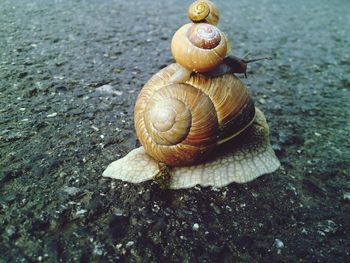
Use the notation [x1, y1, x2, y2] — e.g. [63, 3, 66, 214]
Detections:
[103, 0, 280, 189]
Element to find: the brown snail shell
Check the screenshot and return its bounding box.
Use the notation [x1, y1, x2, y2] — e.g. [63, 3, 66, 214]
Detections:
[188, 0, 220, 25]
[103, 65, 280, 188]
[171, 23, 228, 73]
[134, 63, 255, 166]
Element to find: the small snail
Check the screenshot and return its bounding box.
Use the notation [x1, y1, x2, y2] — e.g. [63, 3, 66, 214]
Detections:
[103, 1, 280, 189]
[188, 0, 220, 25]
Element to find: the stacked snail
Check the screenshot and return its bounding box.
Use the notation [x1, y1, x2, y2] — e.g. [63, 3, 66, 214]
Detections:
[103, 0, 280, 189]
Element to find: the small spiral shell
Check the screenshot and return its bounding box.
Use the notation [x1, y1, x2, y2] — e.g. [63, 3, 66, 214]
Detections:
[187, 22, 221, 49]
[171, 23, 228, 73]
[134, 64, 255, 166]
[188, 0, 220, 25]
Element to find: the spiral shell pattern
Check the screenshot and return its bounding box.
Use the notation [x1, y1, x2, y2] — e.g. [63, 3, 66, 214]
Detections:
[187, 23, 221, 49]
[134, 64, 255, 166]
[144, 97, 192, 145]
[188, 0, 220, 25]
[171, 23, 228, 73]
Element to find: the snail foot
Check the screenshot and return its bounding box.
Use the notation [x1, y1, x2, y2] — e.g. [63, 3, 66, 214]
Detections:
[103, 108, 280, 189]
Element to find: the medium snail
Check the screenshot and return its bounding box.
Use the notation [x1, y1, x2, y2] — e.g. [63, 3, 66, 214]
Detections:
[169, 22, 228, 83]
[103, 1, 280, 189]
[169, 2, 271, 84]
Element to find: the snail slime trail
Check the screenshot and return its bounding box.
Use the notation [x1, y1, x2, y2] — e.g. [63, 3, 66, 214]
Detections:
[103, 0, 280, 189]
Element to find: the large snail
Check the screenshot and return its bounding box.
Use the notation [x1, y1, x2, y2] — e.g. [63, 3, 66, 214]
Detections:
[103, 1, 280, 189]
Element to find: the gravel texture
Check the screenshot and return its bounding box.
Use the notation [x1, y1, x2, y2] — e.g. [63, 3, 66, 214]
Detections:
[0, 0, 349, 262]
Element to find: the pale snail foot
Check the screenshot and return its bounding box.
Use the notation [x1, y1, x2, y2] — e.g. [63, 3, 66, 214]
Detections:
[102, 108, 280, 189]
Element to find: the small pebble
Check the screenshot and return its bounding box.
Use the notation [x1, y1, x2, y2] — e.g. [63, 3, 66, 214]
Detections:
[47, 112, 57, 118]
[96, 84, 122, 96]
[116, 243, 123, 249]
[225, 205, 232, 212]
[314, 132, 321, 137]
[301, 228, 308, 234]
[92, 242, 104, 256]
[258, 98, 266, 104]
[318, 220, 338, 234]
[273, 239, 284, 249]
[76, 209, 87, 216]
[210, 203, 221, 214]
[273, 239, 284, 254]
[126, 241, 134, 248]
[192, 223, 199, 231]
[5, 225, 16, 237]
[62, 186, 81, 196]
[91, 125, 99, 131]
[343, 192, 350, 201]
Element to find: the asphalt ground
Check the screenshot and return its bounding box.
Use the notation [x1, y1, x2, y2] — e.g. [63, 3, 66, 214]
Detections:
[0, 0, 349, 262]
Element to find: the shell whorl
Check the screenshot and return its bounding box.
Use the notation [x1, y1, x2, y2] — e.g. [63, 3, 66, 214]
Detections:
[171, 23, 228, 73]
[136, 82, 219, 166]
[144, 93, 192, 146]
[187, 23, 221, 49]
[134, 64, 255, 166]
[188, 0, 220, 25]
